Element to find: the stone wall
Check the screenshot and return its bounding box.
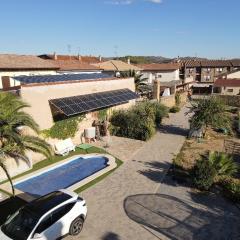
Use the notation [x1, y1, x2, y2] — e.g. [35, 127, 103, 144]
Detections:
[217, 95, 240, 107]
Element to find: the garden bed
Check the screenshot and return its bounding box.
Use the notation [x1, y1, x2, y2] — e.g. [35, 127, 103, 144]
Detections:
[173, 129, 240, 203]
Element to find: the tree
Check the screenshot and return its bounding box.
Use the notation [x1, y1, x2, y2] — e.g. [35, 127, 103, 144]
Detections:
[187, 96, 231, 137]
[0, 93, 53, 196]
[120, 70, 149, 93]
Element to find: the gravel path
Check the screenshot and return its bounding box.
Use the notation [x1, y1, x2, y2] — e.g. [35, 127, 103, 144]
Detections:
[66, 106, 190, 240]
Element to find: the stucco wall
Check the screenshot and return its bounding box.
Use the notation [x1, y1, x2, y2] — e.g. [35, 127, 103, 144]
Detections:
[160, 91, 188, 108]
[142, 70, 179, 84]
[20, 77, 135, 130]
[227, 71, 240, 78]
[219, 86, 240, 95]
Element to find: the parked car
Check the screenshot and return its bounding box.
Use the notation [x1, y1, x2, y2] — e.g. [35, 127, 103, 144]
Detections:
[0, 189, 87, 240]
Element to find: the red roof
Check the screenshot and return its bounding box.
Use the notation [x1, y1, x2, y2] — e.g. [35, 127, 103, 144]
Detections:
[0, 54, 59, 70]
[39, 54, 102, 64]
[137, 63, 179, 71]
[56, 60, 101, 71]
[214, 78, 240, 87]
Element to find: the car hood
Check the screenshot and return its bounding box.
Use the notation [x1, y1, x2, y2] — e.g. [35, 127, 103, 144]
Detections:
[0, 229, 12, 240]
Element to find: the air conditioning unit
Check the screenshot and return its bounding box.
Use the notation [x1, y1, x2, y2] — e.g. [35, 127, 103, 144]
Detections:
[84, 127, 96, 139]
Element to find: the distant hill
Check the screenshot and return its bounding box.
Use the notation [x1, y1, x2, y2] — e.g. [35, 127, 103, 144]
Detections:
[106, 56, 172, 64]
[105, 56, 240, 64]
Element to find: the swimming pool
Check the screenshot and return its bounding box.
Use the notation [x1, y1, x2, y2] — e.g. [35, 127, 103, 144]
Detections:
[14, 156, 109, 197]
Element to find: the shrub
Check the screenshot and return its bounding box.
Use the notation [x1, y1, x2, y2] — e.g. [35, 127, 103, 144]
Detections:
[191, 159, 216, 190]
[98, 109, 108, 121]
[169, 106, 180, 113]
[42, 116, 84, 140]
[208, 151, 239, 177]
[110, 101, 168, 141]
[151, 102, 169, 125]
[218, 177, 240, 203]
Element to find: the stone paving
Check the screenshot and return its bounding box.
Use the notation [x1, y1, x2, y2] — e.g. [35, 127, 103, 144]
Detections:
[67, 106, 189, 240]
[92, 135, 145, 162]
[125, 175, 240, 240]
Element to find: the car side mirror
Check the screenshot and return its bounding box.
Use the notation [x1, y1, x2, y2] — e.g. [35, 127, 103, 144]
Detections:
[33, 233, 43, 239]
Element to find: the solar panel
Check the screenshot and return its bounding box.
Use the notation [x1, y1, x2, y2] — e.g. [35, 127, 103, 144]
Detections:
[49, 88, 138, 116]
[13, 73, 114, 84]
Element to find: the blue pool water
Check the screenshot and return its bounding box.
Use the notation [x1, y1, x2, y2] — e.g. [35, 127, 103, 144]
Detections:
[14, 156, 108, 196]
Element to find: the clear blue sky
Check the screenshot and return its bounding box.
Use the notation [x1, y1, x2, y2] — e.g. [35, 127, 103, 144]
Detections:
[0, 0, 239, 59]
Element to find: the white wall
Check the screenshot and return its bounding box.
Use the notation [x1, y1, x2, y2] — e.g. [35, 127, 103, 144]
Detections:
[142, 69, 179, 84]
[227, 70, 240, 79]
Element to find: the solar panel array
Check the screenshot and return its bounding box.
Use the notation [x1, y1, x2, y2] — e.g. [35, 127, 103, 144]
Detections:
[13, 73, 114, 84]
[50, 88, 138, 116]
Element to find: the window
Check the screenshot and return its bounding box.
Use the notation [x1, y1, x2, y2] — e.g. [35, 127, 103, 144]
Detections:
[204, 75, 211, 81]
[227, 89, 233, 93]
[158, 74, 162, 78]
[33, 203, 75, 235]
[34, 214, 52, 234]
[51, 203, 75, 225]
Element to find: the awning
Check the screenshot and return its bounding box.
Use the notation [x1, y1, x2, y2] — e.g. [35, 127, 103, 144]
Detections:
[49, 88, 138, 116]
[192, 83, 212, 88]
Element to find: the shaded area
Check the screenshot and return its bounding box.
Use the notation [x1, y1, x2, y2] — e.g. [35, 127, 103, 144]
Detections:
[158, 124, 189, 137]
[0, 196, 26, 225]
[124, 190, 240, 240]
[138, 161, 172, 183]
[102, 232, 121, 240]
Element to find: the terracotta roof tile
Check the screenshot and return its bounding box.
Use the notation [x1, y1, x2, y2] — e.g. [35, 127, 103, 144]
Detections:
[56, 60, 101, 71]
[39, 54, 102, 64]
[0, 54, 59, 70]
[214, 78, 240, 87]
[137, 63, 179, 71]
[93, 60, 142, 71]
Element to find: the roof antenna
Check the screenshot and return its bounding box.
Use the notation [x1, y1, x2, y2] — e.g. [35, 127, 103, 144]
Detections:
[114, 45, 118, 59]
[67, 44, 72, 60]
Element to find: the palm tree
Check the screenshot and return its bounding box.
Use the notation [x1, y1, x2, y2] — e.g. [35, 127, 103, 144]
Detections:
[187, 96, 231, 138]
[0, 92, 53, 196]
[120, 70, 148, 93]
[208, 151, 239, 176]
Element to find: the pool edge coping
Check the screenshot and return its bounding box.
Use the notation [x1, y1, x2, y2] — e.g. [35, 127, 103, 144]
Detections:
[0, 153, 117, 202]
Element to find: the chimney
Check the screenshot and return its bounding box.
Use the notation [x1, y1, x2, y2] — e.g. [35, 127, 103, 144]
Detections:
[127, 58, 130, 65]
[78, 54, 82, 62]
[53, 52, 57, 60]
[153, 79, 161, 102]
[99, 55, 102, 62]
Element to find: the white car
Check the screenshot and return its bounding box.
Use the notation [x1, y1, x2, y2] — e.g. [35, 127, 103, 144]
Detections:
[0, 189, 87, 240]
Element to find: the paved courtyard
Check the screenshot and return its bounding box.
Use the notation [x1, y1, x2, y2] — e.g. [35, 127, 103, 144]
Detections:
[125, 174, 240, 240]
[92, 135, 145, 162]
[67, 106, 190, 240]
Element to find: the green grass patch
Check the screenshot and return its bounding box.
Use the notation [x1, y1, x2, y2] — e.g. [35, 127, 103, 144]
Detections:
[0, 146, 123, 195]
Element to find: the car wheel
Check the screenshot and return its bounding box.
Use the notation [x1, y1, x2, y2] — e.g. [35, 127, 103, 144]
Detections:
[69, 217, 84, 236]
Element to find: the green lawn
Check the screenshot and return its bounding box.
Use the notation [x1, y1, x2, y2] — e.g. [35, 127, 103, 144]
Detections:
[0, 146, 123, 195]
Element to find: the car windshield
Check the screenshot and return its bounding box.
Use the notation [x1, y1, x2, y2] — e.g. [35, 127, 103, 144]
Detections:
[1, 208, 39, 240]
